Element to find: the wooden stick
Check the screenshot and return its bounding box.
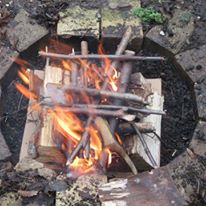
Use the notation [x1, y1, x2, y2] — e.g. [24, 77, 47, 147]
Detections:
[48, 107, 126, 117]
[81, 41, 89, 158]
[118, 122, 156, 134]
[47, 83, 148, 104]
[38, 53, 165, 61]
[40, 102, 164, 115]
[109, 50, 134, 134]
[131, 122, 158, 168]
[71, 104, 164, 115]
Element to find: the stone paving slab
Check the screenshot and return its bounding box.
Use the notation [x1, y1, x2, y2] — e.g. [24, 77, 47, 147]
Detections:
[146, 9, 194, 54]
[0, 46, 18, 80]
[175, 44, 206, 120]
[6, 9, 48, 52]
[58, 6, 99, 38]
[57, 1, 143, 51]
[168, 151, 206, 203]
[189, 121, 206, 157]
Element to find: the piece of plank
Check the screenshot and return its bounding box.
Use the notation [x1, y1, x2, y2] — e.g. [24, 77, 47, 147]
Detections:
[19, 70, 44, 160]
[125, 76, 163, 169]
[141, 78, 163, 167]
[39, 66, 63, 147]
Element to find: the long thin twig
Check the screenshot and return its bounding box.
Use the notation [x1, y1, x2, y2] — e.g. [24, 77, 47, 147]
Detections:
[131, 122, 158, 168]
[39, 52, 165, 61]
[40, 103, 164, 115]
[50, 107, 125, 117]
[47, 84, 148, 105]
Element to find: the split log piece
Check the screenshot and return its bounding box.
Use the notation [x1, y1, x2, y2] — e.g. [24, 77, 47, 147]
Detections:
[19, 70, 44, 160]
[95, 117, 137, 175]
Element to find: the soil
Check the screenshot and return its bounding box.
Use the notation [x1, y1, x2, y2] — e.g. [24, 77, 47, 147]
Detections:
[136, 49, 197, 165]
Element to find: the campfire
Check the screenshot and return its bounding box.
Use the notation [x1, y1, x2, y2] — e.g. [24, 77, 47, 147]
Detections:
[15, 27, 164, 177]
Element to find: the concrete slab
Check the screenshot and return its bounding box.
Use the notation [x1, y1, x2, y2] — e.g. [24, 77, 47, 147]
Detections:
[189, 121, 206, 158]
[57, 6, 99, 38]
[7, 9, 48, 52]
[175, 44, 206, 120]
[146, 10, 194, 54]
[0, 46, 18, 80]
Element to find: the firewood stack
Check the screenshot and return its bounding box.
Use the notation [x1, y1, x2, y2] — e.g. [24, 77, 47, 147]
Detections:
[17, 27, 164, 176]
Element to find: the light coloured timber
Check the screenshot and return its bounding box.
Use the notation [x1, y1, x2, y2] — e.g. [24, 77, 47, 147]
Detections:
[39, 66, 63, 147]
[19, 70, 44, 160]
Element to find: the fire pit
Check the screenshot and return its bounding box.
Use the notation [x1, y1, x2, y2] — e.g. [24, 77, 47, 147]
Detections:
[10, 28, 166, 177]
[0, 18, 201, 206]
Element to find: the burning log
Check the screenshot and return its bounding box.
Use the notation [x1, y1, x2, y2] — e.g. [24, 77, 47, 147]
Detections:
[81, 41, 89, 157]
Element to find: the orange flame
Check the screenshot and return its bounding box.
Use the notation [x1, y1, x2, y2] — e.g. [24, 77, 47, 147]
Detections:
[70, 156, 94, 174]
[97, 41, 118, 91]
[17, 68, 30, 85]
[104, 148, 112, 165]
[15, 83, 37, 100]
[62, 60, 72, 71]
[115, 132, 123, 145]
